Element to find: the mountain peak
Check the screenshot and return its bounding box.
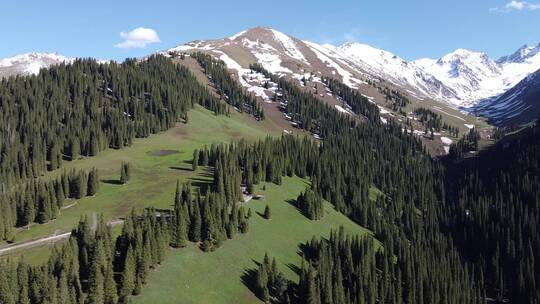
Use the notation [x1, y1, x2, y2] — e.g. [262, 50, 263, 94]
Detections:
[0, 52, 73, 76]
[338, 42, 401, 62]
[440, 48, 488, 63]
[497, 43, 540, 64]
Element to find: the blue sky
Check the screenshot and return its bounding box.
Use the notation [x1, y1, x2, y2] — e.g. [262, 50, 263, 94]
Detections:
[1, 0, 539, 61]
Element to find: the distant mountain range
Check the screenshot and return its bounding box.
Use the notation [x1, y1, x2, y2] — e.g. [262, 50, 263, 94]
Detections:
[1, 27, 538, 127]
[0, 52, 73, 77]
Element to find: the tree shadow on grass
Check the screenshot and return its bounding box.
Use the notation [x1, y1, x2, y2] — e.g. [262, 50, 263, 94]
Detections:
[188, 177, 213, 193]
[101, 179, 123, 185]
[296, 238, 328, 262]
[256, 211, 269, 219]
[286, 263, 303, 276]
[286, 198, 313, 220]
[241, 268, 261, 301]
[241, 259, 264, 302]
[198, 171, 214, 179]
[169, 166, 192, 172]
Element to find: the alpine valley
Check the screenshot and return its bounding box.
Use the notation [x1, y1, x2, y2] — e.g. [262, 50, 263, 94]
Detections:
[0, 25, 539, 304]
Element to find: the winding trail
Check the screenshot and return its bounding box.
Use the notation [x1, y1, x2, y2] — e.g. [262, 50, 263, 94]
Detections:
[0, 219, 124, 256]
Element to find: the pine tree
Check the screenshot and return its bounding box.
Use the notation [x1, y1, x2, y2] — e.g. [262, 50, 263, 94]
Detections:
[120, 162, 131, 184]
[192, 149, 199, 171]
[121, 246, 136, 299]
[173, 194, 188, 248]
[86, 242, 105, 304]
[103, 264, 118, 304]
[87, 168, 99, 196]
[70, 137, 81, 161]
[264, 205, 271, 220]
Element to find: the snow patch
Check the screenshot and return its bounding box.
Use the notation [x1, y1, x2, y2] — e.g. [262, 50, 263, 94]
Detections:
[335, 105, 351, 114]
[252, 52, 292, 74]
[270, 29, 308, 63]
[229, 30, 247, 40]
[440, 137, 453, 145]
[304, 41, 360, 88]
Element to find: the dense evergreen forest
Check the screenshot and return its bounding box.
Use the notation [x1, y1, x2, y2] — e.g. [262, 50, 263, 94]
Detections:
[0, 168, 100, 238]
[444, 125, 540, 303]
[195, 65, 482, 303]
[0, 55, 226, 186]
[448, 128, 481, 159]
[0, 55, 238, 238]
[1, 54, 538, 303]
[0, 210, 169, 304]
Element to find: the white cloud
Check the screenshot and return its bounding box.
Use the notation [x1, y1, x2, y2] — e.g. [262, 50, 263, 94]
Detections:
[491, 1, 540, 12]
[114, 27, 161, 49]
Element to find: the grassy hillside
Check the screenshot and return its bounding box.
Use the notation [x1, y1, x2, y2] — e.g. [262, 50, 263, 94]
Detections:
[2, 103, 378, 302]
[133, 176, 374, 304]
[1, 106, 280, 259]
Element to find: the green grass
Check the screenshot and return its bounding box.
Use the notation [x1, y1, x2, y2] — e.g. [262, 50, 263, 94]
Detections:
[132, 176, 373, 304]
[2, 106, 278, 254]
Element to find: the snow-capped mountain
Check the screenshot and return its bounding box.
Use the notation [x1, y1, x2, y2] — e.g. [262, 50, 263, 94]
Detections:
[497, 43, 540, 64]
[336, 42, 458, 101]
[166, 27, 540, 115]
[2, 29, 535, 126]
[471, 68, 540, 126]
[165, 27, 463, 104]
[0, 52, 73, 77]
[166, 27, 369, 92]
[413, 45, 540, 107]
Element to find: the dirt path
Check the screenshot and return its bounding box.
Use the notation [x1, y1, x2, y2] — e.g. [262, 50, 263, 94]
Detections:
[0, 219, 124, 256]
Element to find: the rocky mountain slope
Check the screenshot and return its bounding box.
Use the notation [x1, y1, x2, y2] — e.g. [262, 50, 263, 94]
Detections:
[165, 27, 456, 103]
[163, 27, 540, 127]
[471, 68, 540, 126]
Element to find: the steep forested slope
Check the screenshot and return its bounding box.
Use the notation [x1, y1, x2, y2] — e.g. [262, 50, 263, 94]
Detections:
[444, 125, 540, 303]
[1, 51, 538, 304]
[0, 56, 232, 237]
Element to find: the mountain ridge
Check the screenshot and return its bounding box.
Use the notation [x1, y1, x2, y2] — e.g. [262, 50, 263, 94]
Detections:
[166, 27, 540, 109]
[1, 26, 538, 127]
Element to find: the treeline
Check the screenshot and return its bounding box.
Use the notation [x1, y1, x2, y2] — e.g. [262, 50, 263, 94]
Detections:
[0, 168, 99, 240]
[253, 253, 293, 302]
[192, 52, 265, 120]
[296, 188, 324, 220]
[320, 77, 380, 123]
[198, 65, 483, 302]
[363, 78, 410, 113]
[448, 128, 480, 159]
[0, 55, 226, 188]
[253, 230, 481, 303]
[380, 86, 410, 112]
[444, 124, 540, 302]
[413, 107, 460, 137]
